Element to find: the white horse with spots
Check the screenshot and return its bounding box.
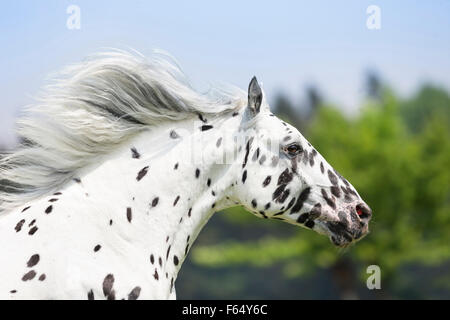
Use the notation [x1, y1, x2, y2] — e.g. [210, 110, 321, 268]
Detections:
[0, 51, 371, 299]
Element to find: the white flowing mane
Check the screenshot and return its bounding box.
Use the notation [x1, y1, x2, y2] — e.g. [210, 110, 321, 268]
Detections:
[0, 50, 245, 212]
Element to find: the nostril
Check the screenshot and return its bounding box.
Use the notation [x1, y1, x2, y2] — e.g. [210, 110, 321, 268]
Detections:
[356, 203, 372, 220]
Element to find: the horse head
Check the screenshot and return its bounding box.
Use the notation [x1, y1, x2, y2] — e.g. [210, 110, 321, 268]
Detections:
[232, 77, 372, 247]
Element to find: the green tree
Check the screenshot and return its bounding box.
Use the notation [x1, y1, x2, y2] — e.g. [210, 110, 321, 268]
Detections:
[400, 85, 450, 133]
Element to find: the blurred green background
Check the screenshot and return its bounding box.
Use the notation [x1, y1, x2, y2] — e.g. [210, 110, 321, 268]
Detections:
[177, 74, 450, 299]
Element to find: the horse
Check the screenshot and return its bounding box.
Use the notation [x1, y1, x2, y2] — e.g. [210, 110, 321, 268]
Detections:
[0, 51, 372, 299]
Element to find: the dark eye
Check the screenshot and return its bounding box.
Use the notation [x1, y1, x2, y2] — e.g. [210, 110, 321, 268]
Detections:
[285, 144, 302, 156]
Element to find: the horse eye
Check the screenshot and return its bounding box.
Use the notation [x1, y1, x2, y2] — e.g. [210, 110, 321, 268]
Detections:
[286, 144, 302, 156]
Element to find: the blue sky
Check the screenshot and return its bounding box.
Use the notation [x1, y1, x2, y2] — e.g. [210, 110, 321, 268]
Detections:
[1, 1, 449, 147]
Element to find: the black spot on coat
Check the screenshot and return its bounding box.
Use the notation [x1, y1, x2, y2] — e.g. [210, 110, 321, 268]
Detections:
[198, 114, 207, 123]
[252, 148, 260, 161]
[170, 130, 179, 139]
[272, 184, 287, 201]
[242, 140, 251, 168]
[328, 170, 338, 185]
[128, 287, 141, 300]
[331, 185, 341, 198]
[131, 147, 140, 159]
[242, 170, 247, 184]
[166, 245, 171, 260]
[126, 207, 132, 222]
[15, 219, 25, 232]
[22, 270, 36, 281]
[297, 213, 309, 224]
[321, 189, 336, 209]
[136, 166, 149, 181]
[277, 189, 290, 204]
[102, 274, 115, 299]
[26, 254, 40, 268]
[28, 226, 38, 235]
[286, 197, 296, 211]
[200, 125, 213, 131]
[305, 220, 315, 229]
[277, 168, 293, 185]
[173, 195, 180, 206]
[302, 151, 309, 165]
[290, 187, 311, 214]
[259, 155, 266, 165]
[309, 203, 322, 219]
[347, 187, 357, 196]
[309, 154, 315, 167]
[262, 176, 271, 187]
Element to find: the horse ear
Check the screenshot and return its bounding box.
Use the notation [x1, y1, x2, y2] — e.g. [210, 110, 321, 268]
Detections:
[248, 76, 263, 115]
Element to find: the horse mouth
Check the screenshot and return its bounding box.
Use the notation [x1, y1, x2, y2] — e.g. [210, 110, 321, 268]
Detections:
[325, 221, 369, 248]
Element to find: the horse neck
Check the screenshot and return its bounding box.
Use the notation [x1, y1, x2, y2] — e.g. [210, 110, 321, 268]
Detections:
[73, 113, 241, 289]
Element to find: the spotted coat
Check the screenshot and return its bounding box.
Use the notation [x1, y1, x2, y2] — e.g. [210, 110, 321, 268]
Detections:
[0, 76, 371, 300]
